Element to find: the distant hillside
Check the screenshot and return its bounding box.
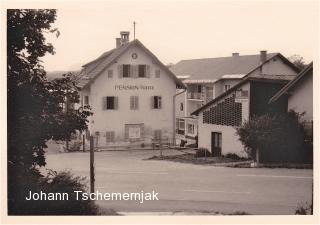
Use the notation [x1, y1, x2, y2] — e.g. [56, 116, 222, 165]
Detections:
[46, 70, 81, 80]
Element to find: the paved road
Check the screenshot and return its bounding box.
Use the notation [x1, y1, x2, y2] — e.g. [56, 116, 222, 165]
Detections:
[45, 149, 313, 215]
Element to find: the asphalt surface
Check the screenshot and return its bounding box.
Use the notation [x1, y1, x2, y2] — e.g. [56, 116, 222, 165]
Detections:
[45, 149, 313, 215]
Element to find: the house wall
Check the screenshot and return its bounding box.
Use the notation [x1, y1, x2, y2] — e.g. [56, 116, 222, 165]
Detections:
[251, 55, 297, 75]
[288, 71, 313, 121]
[198, 114, 247, 157]
[83, 45, 177, 146]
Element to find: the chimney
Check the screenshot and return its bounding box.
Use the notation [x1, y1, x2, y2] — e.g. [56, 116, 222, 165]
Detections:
[260, 50, 267, 64]
[116, 38, 121, 48]
[232, 52, 239, 57]
[120, 31, 130, 45]
[115, 31, 130, 48]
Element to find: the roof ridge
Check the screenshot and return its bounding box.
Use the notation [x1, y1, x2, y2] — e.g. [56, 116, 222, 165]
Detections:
[177, 52, 279, 63]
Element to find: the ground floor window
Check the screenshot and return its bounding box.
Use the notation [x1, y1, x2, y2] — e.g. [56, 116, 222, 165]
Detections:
[125, 124, 144, 141]
[176, 119, 185, 135]
[154, 129, 162, 140]
[187, 123, 195, 135]
[106, 131, 115, 143]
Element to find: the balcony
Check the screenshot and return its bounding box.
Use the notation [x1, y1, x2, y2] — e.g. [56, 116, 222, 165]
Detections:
[187, 92, 202, 100]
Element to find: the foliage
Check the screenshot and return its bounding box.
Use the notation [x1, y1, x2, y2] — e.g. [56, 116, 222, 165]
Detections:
[7, 9, 92, 169]
[195, 148, 211, 158]
[295, 202, 312, 215]
[236, 110, 308, 162]
[288, 54, 307, 71]
[8, 168, 109, 215]
[7, 9, 93, 214]
[224, 153, 247, 161]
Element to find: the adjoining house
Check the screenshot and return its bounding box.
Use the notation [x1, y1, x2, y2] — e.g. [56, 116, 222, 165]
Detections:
[191, 56, 300, 157]
[76, 31, 185, 149]
[170, 51, 300, 145]
[269, 62, 313, 122]
[269, 63, 313, 163]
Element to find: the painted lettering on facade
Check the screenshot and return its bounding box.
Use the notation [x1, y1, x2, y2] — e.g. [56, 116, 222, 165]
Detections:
[115, 85, 154, 90]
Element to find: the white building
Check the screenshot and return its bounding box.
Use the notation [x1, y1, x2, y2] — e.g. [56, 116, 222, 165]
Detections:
[191, 54, 300, 157]
[170, 51, 300, 145]
[76, 32, 184, 149]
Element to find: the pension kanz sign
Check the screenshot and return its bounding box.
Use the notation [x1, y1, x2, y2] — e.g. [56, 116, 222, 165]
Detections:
[115, 85, 154, 90]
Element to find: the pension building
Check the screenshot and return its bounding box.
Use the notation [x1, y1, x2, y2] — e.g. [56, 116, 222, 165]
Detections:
[77, 32, 184, 148]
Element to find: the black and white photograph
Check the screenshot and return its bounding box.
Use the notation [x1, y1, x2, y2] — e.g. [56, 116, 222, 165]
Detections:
[1, 0, 319, 223]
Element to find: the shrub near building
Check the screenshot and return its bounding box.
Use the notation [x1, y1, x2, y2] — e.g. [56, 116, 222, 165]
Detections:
[236, 110, 311, 164]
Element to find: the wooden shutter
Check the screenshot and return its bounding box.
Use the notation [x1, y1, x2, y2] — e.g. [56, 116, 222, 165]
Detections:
[158, 96, 162, 109]
[124, 125, 129, 139]
[114, 96, 118, 110]
[131, 65, 137, 78]
[103, 97, 107, 110]
[140, 124, 144, 139]
[118, 65, 123, 78]
[135, 96, 139, 109]
[130, 96, 134, 109]
[146, 65, 150, 78]
[151, 96, 154, 109]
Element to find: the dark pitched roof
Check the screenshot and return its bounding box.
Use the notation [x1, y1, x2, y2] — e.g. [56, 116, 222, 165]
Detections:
[269, 62, 313, 103]
[76, 39, 185, 88]
[170, 53, 279, 80]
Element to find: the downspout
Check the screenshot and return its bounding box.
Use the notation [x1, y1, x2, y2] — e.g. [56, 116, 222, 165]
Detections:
[173, 88, 187, 146]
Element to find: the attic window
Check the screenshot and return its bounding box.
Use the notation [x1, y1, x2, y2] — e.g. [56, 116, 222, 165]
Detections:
[123, 64, 130, 78]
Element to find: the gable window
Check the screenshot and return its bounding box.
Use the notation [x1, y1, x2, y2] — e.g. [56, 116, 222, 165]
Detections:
[224, 84, 231, 92]
[106, 131, 115, 143]
[84, 96, 89, 105]
[151, 96, 162, 109]
[123, 64, 131, 78]
[138, 65, 146, 78]
[130, 96, 139, 110]
[108, 70, 113, 78]
[103, 96, 118, 110]
[155, 69, 161, 78]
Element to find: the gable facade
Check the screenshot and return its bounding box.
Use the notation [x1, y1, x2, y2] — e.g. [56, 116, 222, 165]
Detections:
[79, 37, 180, 149]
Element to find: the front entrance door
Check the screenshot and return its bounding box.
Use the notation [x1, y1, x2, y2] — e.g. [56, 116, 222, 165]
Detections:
[211, 132, 222, 157]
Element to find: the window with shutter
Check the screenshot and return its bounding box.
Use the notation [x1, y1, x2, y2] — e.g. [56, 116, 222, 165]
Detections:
[130, 96, 139, 110]
[123, 64, 130, 78]
[106, 131, 115, 143]
[138, 65, 146, 78]
[152, 96, 162, 109]
[104, 96, 118, 110]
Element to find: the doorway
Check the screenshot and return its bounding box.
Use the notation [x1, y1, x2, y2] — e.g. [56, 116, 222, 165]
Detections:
[211, 132, 222, 157]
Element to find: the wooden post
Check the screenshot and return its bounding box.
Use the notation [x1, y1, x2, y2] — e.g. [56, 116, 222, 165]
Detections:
[82, 135, 85, 152]
[90, 136, 95, 193]
[256, 148, 260, 166]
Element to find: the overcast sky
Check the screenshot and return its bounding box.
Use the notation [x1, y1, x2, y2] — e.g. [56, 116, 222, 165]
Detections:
[41, 1, 318, 72]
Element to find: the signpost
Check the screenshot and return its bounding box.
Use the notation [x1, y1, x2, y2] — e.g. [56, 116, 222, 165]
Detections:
[90, 136, 95, 193]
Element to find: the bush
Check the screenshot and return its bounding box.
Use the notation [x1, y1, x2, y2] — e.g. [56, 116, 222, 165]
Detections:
[224, 153, 242, 160]
[8, 168, 111, 215]
[68, 141, 82, 152]
[295, 202, 312, 215]
[195, 148, 211, 158]
[236, 110, 309, 163]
